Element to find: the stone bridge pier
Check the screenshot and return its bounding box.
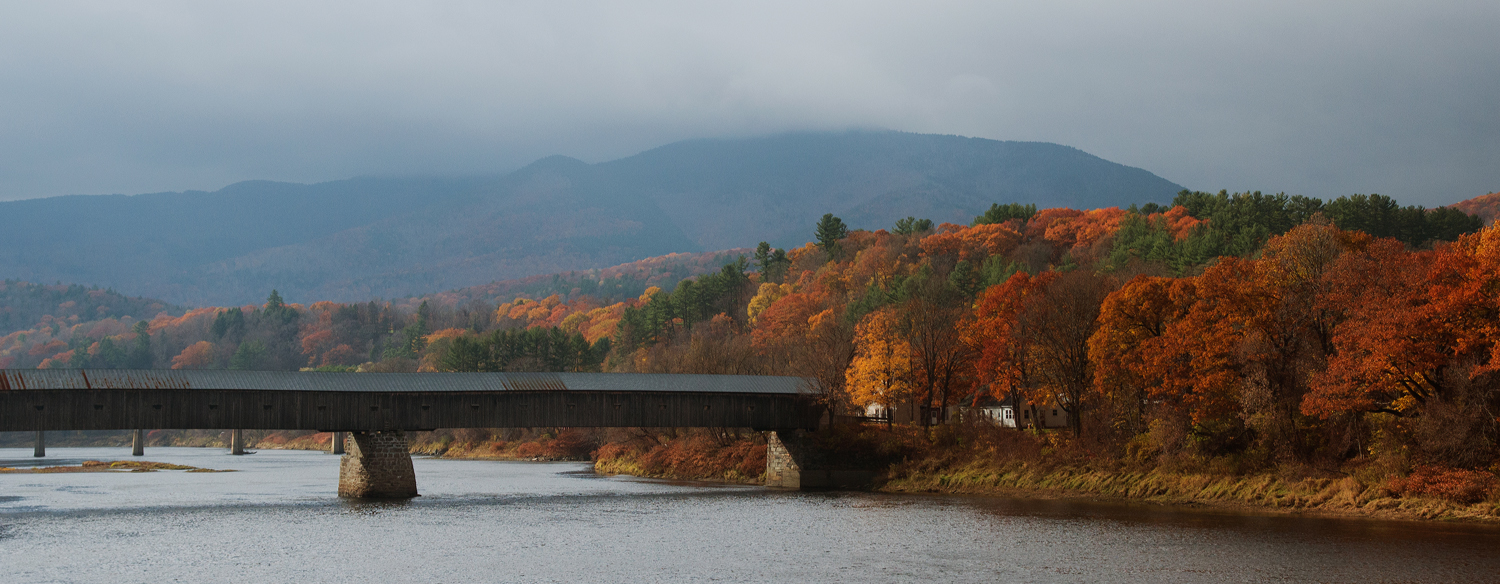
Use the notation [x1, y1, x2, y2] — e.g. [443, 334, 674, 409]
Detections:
[337, 431, 418, 499]
[764, 430, 874, 490]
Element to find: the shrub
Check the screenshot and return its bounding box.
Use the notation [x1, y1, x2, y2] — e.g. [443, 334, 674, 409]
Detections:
[1388, 466, 1497, 504]
[544, 429, 597, 459]
[514, 441, 546, 458]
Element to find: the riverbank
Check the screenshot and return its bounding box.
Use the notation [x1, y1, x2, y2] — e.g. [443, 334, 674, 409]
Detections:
[872, 425, 1500, 523]
[14, 427, 1496, 522]
[586, 425, 1500, 523]
[879, 460, 1500, 523]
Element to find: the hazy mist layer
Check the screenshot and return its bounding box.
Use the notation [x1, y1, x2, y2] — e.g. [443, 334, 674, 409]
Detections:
[1, 1, 1496, 205]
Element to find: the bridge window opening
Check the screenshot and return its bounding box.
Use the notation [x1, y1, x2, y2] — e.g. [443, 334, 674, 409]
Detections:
[421, 405, 430, 410]
[613, 403, 621, 409]
[93, 404, 103, 410]
[33, 405, 43, 411]
[153, 404, 162, 410]
[567, 404, 575, 409]
[470, 404, 479, 409]
[263, 405, 272, 410]
[370, 406, 380, 412]
[209, 404, 218, 410]
[703, 405, 711, 411]
[659, 403, 666, 409]
[316, 405, 325, 410]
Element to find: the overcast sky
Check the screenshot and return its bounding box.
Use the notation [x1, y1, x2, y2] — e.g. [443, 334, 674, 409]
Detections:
[1, 1, 1496, 205]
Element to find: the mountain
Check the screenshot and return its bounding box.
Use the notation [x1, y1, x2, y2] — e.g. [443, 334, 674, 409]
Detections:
[0, 130, 1183, 305]
[600, 132, 1182, 250]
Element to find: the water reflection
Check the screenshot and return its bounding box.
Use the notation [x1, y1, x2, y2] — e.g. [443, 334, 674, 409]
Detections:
[2, 447, 1498, 583]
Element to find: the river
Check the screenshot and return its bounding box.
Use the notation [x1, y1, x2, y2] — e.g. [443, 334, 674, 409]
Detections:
[2, 447, 1498, 583]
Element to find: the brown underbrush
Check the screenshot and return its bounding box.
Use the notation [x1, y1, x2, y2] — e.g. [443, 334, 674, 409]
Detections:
[592, 429, 767, 483]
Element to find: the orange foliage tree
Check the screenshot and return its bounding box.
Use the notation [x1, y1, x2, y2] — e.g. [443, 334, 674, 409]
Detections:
[1306, 224, 1500, 465]
[963, 272, 1046, 413]
[171, 341, 217, 370]
[920, 223, 1023, 262]
[1089, 275, 1201, 437]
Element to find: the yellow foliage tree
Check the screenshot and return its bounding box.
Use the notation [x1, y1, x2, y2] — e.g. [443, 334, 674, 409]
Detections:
[746, 283, 794, 325]
[845, 306, 913, 411]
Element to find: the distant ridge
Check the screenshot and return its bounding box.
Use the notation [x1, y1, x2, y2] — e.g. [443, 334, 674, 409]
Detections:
[0, 130, 1183, 305]
[1449, 191, 1500, 225]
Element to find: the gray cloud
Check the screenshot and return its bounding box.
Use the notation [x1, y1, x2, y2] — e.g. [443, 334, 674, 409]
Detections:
[1, 0, 1496, 205]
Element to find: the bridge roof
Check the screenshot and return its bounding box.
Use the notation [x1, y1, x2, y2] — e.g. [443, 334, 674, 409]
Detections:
[0, 370, 816, 394]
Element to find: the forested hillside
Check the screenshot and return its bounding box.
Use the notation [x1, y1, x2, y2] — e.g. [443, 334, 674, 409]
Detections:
[3, 187, 1496, 505]
[0, 248, 749, 369]
[0, 131, 1182, 306]
[0, 281, 177, 340]
[406, 249, 753, 312]
[1450, 191, 1500, 225]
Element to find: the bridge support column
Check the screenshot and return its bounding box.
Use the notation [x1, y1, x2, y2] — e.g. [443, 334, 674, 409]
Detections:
[764, 430, 873, 490]
[33, 430, 44, 457]
[764, 431, 803, 488]
[131, 429, 144, 456]
[338, 431, 418, 499]
[331, 432, 345, 455]
[229, 429, 245, 455]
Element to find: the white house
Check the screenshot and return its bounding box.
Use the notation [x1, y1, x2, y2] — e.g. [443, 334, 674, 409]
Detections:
[866, 398, 1070, 429]
[957, 398, 1069, 429]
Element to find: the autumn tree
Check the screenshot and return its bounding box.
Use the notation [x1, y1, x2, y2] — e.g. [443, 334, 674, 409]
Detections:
[800, 306, 858, 414]
[1015, 270, 1114, 436]
[1089, 275, 1198, 438]
[963, 272, 1046, 425]
[1307, 226, 1500, 466]
[746, 283, 794, 325]
[1169, 221, 1368, 460]
[837, 260, 979, 423]
[847, 306, 913, 411]
[919, 223, 1023, 263]
[171, 341, 216, 370]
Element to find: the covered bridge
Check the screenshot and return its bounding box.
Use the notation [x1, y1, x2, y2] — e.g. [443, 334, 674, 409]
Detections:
[0, 369, 825, 496]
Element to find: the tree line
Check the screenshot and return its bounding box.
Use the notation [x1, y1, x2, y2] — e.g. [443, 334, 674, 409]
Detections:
[3, 188, 1494, 479]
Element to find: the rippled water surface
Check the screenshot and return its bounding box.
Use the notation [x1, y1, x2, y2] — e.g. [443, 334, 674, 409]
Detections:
[3, 447, 1499, 583]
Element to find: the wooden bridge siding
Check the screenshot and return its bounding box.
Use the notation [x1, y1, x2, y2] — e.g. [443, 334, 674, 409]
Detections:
[0, 390, 821, 432]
